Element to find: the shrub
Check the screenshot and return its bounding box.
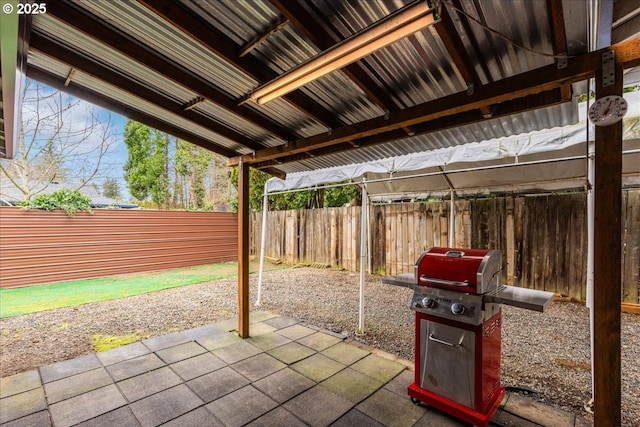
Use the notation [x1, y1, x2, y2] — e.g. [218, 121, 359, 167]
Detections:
[21, 189, 93, 217]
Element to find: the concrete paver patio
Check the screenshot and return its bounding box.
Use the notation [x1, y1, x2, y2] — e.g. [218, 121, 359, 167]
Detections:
[0, 311, 591, 427]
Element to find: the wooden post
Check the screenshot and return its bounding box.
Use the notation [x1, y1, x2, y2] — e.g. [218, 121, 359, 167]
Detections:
[593, 59, 622, 427]
[238, 159, 250, 338]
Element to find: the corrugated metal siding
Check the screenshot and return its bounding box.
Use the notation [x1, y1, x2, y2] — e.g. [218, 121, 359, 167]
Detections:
[0, 208, 237, 288]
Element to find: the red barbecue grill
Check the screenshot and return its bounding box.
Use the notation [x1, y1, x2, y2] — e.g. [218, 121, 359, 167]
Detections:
[384, 247, 554, 427]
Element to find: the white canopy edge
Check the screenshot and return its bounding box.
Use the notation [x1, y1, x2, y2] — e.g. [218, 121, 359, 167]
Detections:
[265, 91, 640, 196]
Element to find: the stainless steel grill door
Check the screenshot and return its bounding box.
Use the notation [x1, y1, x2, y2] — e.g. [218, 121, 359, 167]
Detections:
[419, 319, 476, 408]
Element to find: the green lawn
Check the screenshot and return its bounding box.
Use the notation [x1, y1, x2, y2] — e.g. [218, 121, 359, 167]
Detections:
[0, 260, 284, 318]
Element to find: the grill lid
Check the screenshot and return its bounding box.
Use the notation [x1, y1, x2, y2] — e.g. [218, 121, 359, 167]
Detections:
[415, 247, 502, 294]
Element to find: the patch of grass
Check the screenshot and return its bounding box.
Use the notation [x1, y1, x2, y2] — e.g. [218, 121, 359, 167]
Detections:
[91, 333, 147, 352]
[0, 260, 285, 318]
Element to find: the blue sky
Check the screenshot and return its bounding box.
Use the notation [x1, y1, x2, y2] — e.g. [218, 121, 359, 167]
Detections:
[20, 81, 133, 198]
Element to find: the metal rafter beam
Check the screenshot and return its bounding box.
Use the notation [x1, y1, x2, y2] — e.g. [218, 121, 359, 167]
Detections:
[29, 32, 267, 153]
[252, 88, 565, 169]
[269, 0, 398, 112]
[0, 11, 30, 159]
[46, 0, 296, 143]
[240, 16, 289, 57]
[433, 8, 492, 116]
[448, 0, 493, 84]
[547, 0, 572, 101]
[136, 0, 341, 129]
[27, 66, 239, 158]
[228, 37, 640, 167]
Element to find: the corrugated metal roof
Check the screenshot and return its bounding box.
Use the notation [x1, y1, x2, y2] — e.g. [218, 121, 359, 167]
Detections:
[69, 0, 258, 98]
[7, 0, 634, 180]
[276, 100, 580, 174]
[28, 52, 251, 153]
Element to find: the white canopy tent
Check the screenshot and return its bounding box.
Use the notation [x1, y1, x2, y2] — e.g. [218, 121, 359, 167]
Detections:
[257, 89, 640, 312]
[255, 90, 640, 402]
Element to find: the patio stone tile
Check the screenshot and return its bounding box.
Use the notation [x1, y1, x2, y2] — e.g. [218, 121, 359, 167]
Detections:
[129, 384, 203, 427]
[117, 366, 182, 402]
[230, 353, 286, 382]
[356, 388, 426, 427]
[296, 331, 344, 351]
[246, 407, 307, 427]
[211, 340, 263, 364]
[181, 324, 227, 341]
[169, 352, 227, 381]
[96, 342, 151, 367]
[321, 341, 371, 366]
[162, 407, 224, 427]
[213, 318, 237, 332]
[283, 385, 353, 427]
[0, 388, 46, 424]
[252, 368, 315, 403]
[205, 385, 277, 427]
[291, 353, 346, 382]
[0, 410, 50, 427]
[155, 341, 207, 364]
[330, 409, 385, 427]
[39, 354, 101, 384]
[246, 331, 291, 351]
[383, 369, 414, 397]
[48, 384, 126, 427]
[142, 332, 190, 352]
[266, 341, 316, 365]
[197, 332, 242, 351]
[276, 324, 316, 340]
[501, 392, 575, 427]
[321, 367, 384, 403]
[249, 311, 279, 323]
[263, 315, 300, 330]
[248, 322, 278, 336]
[0, 370, 41, 399]
[474, 409, 526, 427]
[76, 407, 140, 427]
[186, 366, 249, 403]
[351, 354, 406, 383]
[105, 353, 165, 382]
[44, 367, 113, 404]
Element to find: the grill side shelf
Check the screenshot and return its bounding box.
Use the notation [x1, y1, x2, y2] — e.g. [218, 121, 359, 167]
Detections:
[484, 285, 554, 312]
[381, 273, 415, 288]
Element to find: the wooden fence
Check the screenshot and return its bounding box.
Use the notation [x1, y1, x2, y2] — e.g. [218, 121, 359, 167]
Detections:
[0, 208, 237, 288]
[250, 191, 640, 303]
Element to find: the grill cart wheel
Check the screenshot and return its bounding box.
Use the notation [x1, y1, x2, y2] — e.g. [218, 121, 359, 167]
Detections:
[410, 397, 421, 405]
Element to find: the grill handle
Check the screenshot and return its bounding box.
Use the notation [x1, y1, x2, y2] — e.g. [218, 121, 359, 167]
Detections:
[428, 333, 463, 348]
[419, 275, 470, 287]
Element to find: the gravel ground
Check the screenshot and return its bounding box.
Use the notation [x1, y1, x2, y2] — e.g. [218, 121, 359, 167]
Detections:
[1, 266, 638, 426]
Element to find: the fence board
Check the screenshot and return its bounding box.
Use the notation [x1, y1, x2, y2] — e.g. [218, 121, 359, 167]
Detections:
[623, 191, 640, 302]
[249, 191, 640, 303]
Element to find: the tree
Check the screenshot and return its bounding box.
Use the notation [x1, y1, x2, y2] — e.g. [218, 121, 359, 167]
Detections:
[175, 139, 212, 209]
[229, 167, 361, 211]
[102, 178, 122, 200]
[0, 80, 117, 203]
[122, 120, 170, 207]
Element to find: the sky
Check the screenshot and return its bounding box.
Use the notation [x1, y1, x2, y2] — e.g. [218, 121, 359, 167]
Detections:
[18, 80, 132, 199]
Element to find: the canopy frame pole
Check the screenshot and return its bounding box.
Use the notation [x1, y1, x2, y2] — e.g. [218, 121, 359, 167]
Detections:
[586, 79, 596, 405]
[237, 159, 250, 338]
[255, 190, 269, 306]
[357, 176, 368, 335]
[449, 189, 455, 247]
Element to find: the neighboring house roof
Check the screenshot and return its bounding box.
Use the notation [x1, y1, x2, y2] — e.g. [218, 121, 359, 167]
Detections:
[0, 180, 138, 209]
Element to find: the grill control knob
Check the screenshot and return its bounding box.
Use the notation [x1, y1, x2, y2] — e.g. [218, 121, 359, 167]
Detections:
[421, 297, 435, 308]
[451, 303, 465, 315]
